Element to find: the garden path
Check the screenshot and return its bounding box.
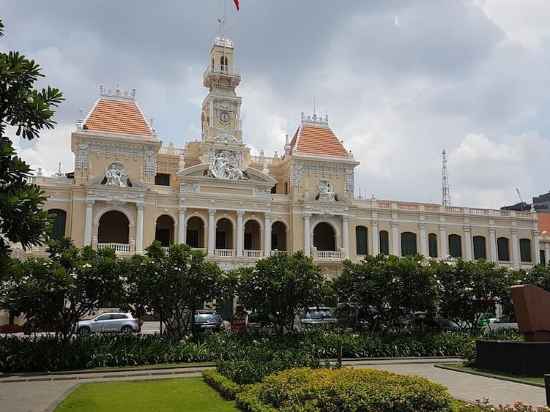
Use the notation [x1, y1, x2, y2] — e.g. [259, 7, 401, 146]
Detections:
[354, 360, 546, 406]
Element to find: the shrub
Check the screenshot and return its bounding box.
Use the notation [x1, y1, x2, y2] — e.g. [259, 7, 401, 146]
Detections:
[202, 369, 241, 400]
[217, 346, 321, 384]
[238, 367, 454, 412]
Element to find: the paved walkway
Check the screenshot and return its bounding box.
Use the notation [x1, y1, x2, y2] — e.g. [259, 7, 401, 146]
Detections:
[0, 359, 546, 411]
[353, 360, 546, 406]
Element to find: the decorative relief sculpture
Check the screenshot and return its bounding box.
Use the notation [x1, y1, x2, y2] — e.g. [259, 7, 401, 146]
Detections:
[104, 163, 129, 187]
[209, 150, 245, 180]
[319, 179, 336, 201]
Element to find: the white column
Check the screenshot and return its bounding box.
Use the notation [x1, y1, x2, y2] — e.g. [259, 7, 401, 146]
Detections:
[464, 227, 472, 261]
[439, 225, 448, 258]
[511, 230, 520, 268]
[419, 223, 428, 257]
[342, 216, 350, 258]
[544, 241, 549, 266]
[264, 213, 272, 257]
[84, 200, 94, 246]
[178, 208, 187, 245]
[208, 209, 216, 256]
[304, 213, 311, 256]
[489, 228, 497, 262]
[391, 223, 400, 256]
[371, 222, 379, 256]
[533, 230, 541, 264]
[236, 210, 244, 257]
[135, 203, 144, 253]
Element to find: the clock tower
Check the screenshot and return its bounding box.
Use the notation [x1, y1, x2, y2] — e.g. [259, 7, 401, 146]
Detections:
[201, 37, 242, 144]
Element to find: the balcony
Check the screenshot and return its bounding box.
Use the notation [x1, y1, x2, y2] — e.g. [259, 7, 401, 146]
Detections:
[214, 249, 234, 257]
[97, 243, 131, 254]
[314, 250, 343, 261]
[243, 250, 262, 258]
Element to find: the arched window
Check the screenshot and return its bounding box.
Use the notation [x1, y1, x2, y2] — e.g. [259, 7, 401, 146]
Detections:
[497, 237, 510, 261]
[48, 209, 67, 240]
[473, 236, 487, 260]
[271, 222, 287, 251]
[155, 215, 175, 247]
[220, 55, 228, 71]
[244, 220, 262, 251]
[448, 234, 462, 258]
[520, 238, 532, 263]
[401, 232, 417, 256]
[379, 230, 389, 256]
[313, 222, 336, 251]
[216, 218, 234, 250]
[98, 211, 129, 244]
[428, 233, 438, 258]
[355, 226, 368, 256]
[186, 216, 205, 248]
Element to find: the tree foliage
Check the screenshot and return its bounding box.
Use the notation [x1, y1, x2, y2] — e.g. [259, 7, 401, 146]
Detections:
[0, 239, 120, 339]
[237, 252, 332, 334]
[335, 255, 438, 332]
[139, 242, 224, 339]
[0, 18, 64, 265]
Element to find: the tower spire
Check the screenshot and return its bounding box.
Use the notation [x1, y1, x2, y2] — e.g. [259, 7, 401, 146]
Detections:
[442, 149, 451, 207]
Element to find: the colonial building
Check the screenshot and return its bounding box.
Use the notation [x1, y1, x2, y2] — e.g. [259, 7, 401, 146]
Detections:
[24, 37, 541, 274]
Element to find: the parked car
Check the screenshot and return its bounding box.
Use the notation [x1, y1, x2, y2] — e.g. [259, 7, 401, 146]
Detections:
[300, 307, 337, 329]
[77, 313, 140, 335]
[193, 310, 223, 332]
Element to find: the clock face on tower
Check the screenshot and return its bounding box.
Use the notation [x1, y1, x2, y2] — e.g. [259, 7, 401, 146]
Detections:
[216, 104, 233, 129]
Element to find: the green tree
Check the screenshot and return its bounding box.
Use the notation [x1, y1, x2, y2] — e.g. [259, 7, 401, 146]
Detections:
[0, 240, 121, 339]
[237, 252, 331, 335]
[435, 259, 515, 331]
[145, 242, 223, 339]
[335, 255, 438, 332]
[0, 18, 64, 268]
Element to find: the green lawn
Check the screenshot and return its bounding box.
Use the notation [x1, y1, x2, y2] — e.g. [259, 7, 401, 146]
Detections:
[55, 377, 239, 412]
[437, 363, 544, 387]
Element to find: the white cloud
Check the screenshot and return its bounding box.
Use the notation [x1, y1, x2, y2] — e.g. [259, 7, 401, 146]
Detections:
[13, 123, 75, 176]
[474, 0, 550, 49]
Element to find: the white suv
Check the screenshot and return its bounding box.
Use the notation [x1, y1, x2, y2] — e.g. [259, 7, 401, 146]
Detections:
[77, 313, 140, 335]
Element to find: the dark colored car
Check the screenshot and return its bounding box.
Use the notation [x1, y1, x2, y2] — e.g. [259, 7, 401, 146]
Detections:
[193, 310, 223, 332]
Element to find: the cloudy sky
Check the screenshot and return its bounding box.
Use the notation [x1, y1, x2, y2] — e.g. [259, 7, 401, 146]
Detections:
[3, 0, 550, 208]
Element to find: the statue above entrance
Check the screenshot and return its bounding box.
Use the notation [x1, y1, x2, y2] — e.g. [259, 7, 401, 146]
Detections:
[104, 162, 129, 187]
[208, 150, 245, 180]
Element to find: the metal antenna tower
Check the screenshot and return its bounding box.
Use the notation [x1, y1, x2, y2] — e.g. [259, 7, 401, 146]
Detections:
[442, 149, 451, 207]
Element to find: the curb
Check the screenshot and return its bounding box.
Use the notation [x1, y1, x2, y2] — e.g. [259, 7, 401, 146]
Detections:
[434, 364, 545, 388]
[0, 366, 215, 383]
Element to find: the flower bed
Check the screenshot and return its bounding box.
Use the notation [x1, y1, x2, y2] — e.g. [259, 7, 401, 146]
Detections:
[236, 367, 455, 412]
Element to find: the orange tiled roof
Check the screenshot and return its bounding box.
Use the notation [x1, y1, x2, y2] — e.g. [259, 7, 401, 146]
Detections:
[290, 124, 349, 158]
[538, 212, 550, 235]
[83, 97, 153, 138]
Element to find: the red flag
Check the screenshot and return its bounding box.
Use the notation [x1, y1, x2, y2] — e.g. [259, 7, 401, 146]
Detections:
[233, 0, 240, 10]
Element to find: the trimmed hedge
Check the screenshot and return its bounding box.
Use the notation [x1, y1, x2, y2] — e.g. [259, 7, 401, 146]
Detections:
[237, 367, 454, 412]
[0, 330, 519, 373]
[202, 369, 241, 400]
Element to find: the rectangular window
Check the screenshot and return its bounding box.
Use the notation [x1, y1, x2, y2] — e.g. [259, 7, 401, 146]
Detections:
[541, 250, 547, 266]
[519, 238, 532, 263]
[428, 234, 438, 258]
[155, 173, 171, 186]
[379, 231, 389, 256]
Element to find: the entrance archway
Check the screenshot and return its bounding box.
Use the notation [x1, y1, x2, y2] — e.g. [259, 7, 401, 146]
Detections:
[216, 218, 234, 250]
[98, 211, 129, 244]
[244, 220, 261, 250]
[186, 216, 205, 248]
[155, 215, 175, 247]
[271, 221, 287, 251]
[313, 222, 336, 251]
